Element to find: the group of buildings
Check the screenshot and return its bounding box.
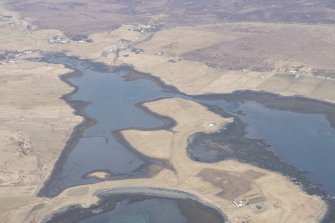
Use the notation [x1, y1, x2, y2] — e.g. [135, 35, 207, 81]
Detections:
[0, 50, 35, 65]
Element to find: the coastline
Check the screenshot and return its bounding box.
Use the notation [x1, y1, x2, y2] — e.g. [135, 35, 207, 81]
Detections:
[193, 90, 335, 129]
[44, 186, 227, 223]
[37, 63, 96, 197]
[41, 55, 331, 222]
[0, 4, 333, 221]
[119, 97, 326, 222]
[37, 54, 180, 197]
[316, 201, 328, 223]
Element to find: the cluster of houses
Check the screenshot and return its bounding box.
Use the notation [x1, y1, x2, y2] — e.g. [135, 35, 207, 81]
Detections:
[0, 50, 35, 65]
[67, 34, 92, 43]
[312, 68, 335, 79]
[275, 65, 335, 80]
[168, 57, 182, 63]
[48, 36, 69, 45]
[26, 24, 38, 33]
[232, 192, 265, 217]
[129, 24, 163, 33]
[48, 34, 93, 45]
[120, 47, 145, 57]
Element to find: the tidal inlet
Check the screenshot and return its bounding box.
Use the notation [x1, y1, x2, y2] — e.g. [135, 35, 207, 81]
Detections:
[1, 1, 335, 223]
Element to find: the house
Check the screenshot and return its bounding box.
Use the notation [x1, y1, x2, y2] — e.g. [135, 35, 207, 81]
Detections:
[233, 199, 244, 207]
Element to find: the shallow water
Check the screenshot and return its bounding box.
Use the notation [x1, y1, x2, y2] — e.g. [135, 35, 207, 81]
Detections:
[192, 98, 335, 195]
[47, 192, 225, 223]
[80, 198, 186, 223]
[40, 55, 335, 221]
[239, 101, 335, 194]
[40, 55, 178, 196]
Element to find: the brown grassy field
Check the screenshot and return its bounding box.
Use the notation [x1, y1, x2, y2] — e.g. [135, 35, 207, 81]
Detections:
[6, 0, 335, 33]
[0, 1, 334, 222]
[9, 98, 324, 223]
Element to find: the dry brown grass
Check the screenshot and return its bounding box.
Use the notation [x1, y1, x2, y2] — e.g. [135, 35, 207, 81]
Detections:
[11, 98, 324, 223]
[0, 3, 332, 223]
[5, 0, 335, 34]
[119, 23, 335, 103]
